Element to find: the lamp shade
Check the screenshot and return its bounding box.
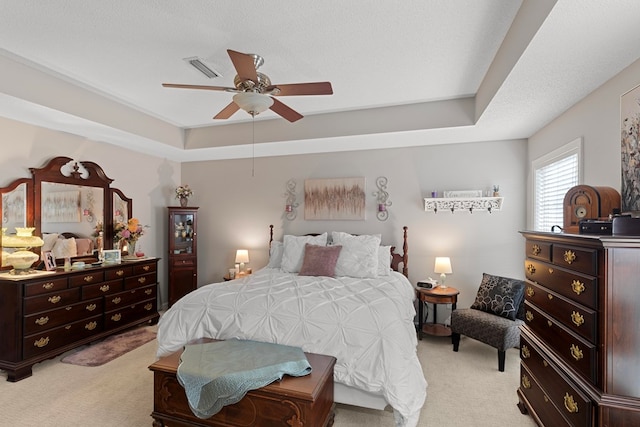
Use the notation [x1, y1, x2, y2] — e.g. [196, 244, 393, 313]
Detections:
[235, 249, 249, 264]
[233, 92, 274, 116]
[434, 257, 452, 274]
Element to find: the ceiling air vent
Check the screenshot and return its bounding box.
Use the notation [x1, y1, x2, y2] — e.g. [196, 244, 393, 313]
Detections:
[183, 57, 222, 79]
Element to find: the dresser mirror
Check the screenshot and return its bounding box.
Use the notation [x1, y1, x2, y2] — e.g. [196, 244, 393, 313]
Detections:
[1, 157, 132, 265]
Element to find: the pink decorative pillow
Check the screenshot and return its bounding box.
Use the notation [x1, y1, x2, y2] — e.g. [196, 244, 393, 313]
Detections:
[299, 244, 342, 277]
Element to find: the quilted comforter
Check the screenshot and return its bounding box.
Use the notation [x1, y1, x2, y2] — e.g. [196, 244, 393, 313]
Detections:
[156, 268, 427, 427]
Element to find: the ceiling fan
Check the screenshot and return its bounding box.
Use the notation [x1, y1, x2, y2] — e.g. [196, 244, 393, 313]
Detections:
[163, 49, 333, 123]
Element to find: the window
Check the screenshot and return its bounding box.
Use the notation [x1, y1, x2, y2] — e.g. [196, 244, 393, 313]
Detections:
[532, 138, 582, 232]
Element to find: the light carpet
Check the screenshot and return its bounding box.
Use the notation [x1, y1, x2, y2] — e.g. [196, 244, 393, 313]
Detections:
[0, 329, 537, 426]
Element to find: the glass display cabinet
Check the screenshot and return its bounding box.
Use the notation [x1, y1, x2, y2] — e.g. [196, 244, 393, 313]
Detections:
[168, 206, 198, 306]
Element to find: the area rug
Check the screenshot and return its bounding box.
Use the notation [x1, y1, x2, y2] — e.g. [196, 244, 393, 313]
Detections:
[61, 327, 156, 367]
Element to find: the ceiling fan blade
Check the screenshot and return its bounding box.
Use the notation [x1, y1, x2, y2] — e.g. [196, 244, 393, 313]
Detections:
[162, 83, 236, 92]
[213, 102, 240, 120]
[267, 82, 333, 96]
[227, 49, 259, 84]
[269, 98, 303, 122]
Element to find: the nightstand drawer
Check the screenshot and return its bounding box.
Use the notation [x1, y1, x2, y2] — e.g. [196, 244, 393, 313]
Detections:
[525, 282, 596, 343]
[526, 240, 552, 262]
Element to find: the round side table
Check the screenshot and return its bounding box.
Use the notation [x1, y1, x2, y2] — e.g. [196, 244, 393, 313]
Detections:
[417, 286, 460, 339]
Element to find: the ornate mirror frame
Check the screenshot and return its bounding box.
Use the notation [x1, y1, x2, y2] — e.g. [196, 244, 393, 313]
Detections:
[1, 156, 132, 259]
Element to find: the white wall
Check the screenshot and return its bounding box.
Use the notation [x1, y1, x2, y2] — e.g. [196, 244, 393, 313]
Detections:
[184, 139, 527, 312]
[0, 116, 182, 308]
[527, 58, 640, 227]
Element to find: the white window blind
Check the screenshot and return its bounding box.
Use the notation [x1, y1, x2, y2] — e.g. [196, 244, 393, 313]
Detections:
[533, 139, 581, 232]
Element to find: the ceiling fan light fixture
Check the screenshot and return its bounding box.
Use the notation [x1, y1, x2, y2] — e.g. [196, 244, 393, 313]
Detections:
[233, 92, 273, 116]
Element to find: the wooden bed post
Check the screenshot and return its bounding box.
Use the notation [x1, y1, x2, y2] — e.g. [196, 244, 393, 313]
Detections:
[269, 224, 274, 249]
[402, 226, 408, 277]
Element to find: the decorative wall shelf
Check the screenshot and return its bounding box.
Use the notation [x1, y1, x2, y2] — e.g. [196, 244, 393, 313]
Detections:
[424, 197, 504, 213]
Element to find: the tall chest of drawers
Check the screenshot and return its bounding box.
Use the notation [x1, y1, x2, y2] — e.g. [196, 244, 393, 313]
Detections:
[518, 232, 640, 427]
[0, 258, 159, 382]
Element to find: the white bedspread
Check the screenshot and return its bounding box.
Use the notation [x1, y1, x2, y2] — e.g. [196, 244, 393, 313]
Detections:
[157, 268, 427, 427]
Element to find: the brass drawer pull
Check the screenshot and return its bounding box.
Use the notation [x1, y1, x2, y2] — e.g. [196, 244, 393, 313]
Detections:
[521, 375, 531, 389]
[564, 393, 579, 413]
[526, 264, 536, 275]
[571, 311, 584, 327]
[547, 320, 553, 327]
[532, 244, 541, 255]
[144, 303, 153, 311]
[526, 287, 534, 298]
[86, 303, 97, 311]
[521, 345, 530, 359]
[112, 297, 121, 304]
[48, 295, 61, 304]
[547, 294, 553, 300]
[42, 282, 55, 290]
[526, 311, 533, 322]
[35, 316, 49, 326]
[83, 275, 94, 283]
[144, 289, 152, 295]
[564, 250, 576, 264]
[143, 265, 150, 271]
[543, 360, 548, 367]
[570, 344, 583, 361]
[571, 280, 585, 295]
[111, 313, 122, 322]
[100, 284, 110, 292]
[116, 270, 124, 277]
[138, 277, 146, 284]
[34, 337, 50, 348]
[85, 321, 97, 331]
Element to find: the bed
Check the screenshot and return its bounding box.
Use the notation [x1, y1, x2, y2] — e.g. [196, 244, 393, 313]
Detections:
[156, 226, 427, 427]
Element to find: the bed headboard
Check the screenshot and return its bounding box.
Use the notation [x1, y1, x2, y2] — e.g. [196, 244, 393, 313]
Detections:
[268, 225, 409, 278]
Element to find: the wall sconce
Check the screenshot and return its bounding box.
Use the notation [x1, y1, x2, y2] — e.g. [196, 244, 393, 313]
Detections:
[434, 257, 452, 288]
[235, 249, 249, 274]
[372, 176, 392, 221]
[284, 179, 299, 220]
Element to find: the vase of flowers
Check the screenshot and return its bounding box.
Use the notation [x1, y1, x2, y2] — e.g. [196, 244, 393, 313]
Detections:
[175, 185, 193, 207]
[115, 217, 148, 258]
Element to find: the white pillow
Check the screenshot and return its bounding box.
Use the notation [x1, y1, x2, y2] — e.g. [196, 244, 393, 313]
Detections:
[281, 233, 328, 273]
[267, 241, 284, 268]
[331, 232, 381, 278]
[378, 245, 392, 276]
[41, 233, 59, 252]
[52, 237, 77, 259]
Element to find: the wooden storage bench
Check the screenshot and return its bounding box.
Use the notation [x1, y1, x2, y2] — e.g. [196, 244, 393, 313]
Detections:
[149, 344, 336, 427]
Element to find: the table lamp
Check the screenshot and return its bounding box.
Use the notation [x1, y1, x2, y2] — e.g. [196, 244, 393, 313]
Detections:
[235, 249, 249, 273]
[434, 257, 452, 288]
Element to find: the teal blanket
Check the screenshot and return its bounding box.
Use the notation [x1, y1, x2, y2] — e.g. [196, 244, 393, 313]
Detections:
[177, 339, 312, 419]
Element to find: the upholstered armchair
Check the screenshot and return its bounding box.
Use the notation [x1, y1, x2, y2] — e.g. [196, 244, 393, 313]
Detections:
[451, 273, 526, 372]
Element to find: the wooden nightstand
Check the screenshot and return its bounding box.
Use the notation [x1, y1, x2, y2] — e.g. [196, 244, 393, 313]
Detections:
[417, 286, 459, 339]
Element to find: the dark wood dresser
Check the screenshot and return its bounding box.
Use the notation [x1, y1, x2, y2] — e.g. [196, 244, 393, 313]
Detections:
[0, 258, 159, 382]
[518, 231, 640, 426]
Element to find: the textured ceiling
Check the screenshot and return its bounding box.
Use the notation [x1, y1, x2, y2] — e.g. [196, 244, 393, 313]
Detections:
[1, 0, 640, 161]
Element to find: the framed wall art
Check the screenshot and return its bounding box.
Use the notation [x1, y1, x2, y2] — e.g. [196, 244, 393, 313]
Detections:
[304, 177, 366, 220]
[621, 83, 640, 212]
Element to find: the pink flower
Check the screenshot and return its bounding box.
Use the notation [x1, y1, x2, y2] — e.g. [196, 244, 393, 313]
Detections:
[122, 229, 131, 238]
